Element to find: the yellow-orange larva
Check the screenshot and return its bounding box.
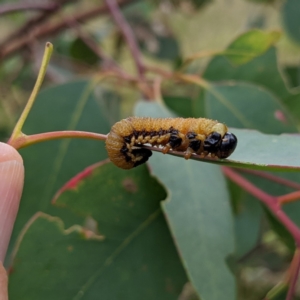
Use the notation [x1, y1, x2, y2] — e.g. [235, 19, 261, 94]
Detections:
[105, 117, 237, 169]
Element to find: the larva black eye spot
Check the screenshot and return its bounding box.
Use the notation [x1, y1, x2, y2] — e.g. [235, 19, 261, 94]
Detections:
[169, 135, 182, 148]
[189, 139, 201, 152]
[218, 132, 237, 159]
[132, 148, 152, 167]
[124, 136, 131, 143]
[120, 145, 128, 153]
[203, 132, 222, 152]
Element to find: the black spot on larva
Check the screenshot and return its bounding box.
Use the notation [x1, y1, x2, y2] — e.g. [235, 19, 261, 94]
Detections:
[204, 132, 222, 152]
[170, 128, 179, 135]
[169, 134, 182, 148]
[124, 154, 131, 162]
[158, 129, 166, 136]
[132, 148, 153, 168]
[120, 145, 128, 153]
[124, 136, 131, 143]
[189, 139, 201, 152]
[133, 130, 139, 138]
[150, 131, 157, 137]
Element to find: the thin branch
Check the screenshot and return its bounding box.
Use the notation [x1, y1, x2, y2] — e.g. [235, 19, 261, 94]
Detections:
[286, 249, 300, 300]
[238, 169, 300, 190]
[145, 65, 174, 79]
[0, 0, 138, 60]
[95, 69, 153, 98]
[105, 0, 145, 79]
[0, 2, 59, 16]
[0, 0, 72, 46]
[9, 42, 53, 144]
[12, 131, 107, 150]
[278, 191, 300, 206]
[67, 18, 124, 73]
[222, 167, 300, 247]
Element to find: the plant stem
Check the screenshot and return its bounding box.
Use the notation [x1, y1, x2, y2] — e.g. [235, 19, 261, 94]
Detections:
[67, 18, 124, 73]
[238, 169, 300, 190]
[8, 42, 53, 147]
[0, 2, 58, 16]
[278, 191, 300, 206]
[174, 73, 210, 89]
[0, 0, 138, 60]
[105, 0, 145, 79]
[286, 249, 300, 300]
[180, 49, 259, 70]
[222, 167, 300, 246]
[11, 131, 107, 150]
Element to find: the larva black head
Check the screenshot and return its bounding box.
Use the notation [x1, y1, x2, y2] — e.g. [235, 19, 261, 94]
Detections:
[204, 132, 237, 159]
[218, 132, 237, 159]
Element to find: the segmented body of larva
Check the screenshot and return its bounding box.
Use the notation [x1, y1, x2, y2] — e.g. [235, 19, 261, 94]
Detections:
[105, 117, 237, 169]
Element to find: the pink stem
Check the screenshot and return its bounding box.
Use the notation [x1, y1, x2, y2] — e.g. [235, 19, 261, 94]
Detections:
[9, 131, 107, 150]
[286, 250, 300, 300]
[278, 191, 300, 205]
[105, 0, 145, 79]
[0, 3, 58, 16]
[222, 167, 300, 246]
[238, 169, 300, 190]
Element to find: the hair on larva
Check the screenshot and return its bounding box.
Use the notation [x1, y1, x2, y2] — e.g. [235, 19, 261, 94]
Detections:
[105, 117, 237, 169]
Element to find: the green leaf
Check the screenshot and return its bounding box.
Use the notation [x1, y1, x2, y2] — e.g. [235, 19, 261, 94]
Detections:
[163, 95, 194, 117]
[282, 0, 300, 44]
[203, 47, 290, 100]
[264, 208, 295, 251]
[224, 29, 281, 65]
[191, 0, 212, 9]
[70, 37, 100, 65]
[128, 16, 180, 61]
[229, 180, 263, 259]
[9, 163, 188, 300]
[135, 102, 236, 300]
[9, 80, 114, 259]
[284, 92, 300, 127]
[151, 36, 180, 61]
[204, 82, 296, 134]
[284, 66, 300, 89]
[231, 171, 300, 254]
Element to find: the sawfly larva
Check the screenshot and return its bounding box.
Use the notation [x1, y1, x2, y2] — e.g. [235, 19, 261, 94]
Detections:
[105, 117, 237, 169]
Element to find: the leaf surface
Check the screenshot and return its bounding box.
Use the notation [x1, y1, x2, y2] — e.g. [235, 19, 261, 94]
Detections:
[9, 163, 188, 300]
[135, 101, 236, 300]
[204, 82, 296, 134]
[9, 80, 115, 257]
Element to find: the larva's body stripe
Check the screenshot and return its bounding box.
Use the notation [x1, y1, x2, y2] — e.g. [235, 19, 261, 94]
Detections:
[105, 117, 237, 169]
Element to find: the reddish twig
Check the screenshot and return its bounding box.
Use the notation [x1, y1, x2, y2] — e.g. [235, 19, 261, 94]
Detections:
[105, 0, 145, 79]
[9, 131, 107, 150]
[286, 249, 300, 300]
[278, 191, 300, 206]
[0, 2, 59, 16]
[145, 65, 174, 79]
[238, 169, 300, 190]
[67, 18, 124, 73]
[222, 167, 300, 246]
[0, 0, 72, 46]
[0, 0, 138, 60]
